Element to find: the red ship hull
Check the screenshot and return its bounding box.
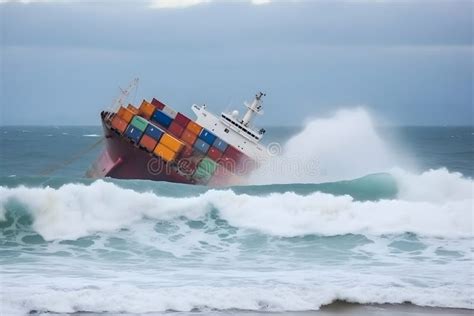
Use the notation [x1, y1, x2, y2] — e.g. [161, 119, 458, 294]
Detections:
[87, 110, 249, 186]
[86, 114, 196, 184]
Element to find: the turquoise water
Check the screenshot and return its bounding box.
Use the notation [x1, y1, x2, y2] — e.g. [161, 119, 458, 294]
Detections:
[1, 125, 473, 178]
[0, 123, 473, 315]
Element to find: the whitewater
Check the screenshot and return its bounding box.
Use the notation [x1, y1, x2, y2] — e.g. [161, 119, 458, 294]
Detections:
[0, 109, 472, 315]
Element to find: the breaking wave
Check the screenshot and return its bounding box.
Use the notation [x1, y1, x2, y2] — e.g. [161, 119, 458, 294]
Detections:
[250, 108, 412, 184]
[3, 283, 472, 315]
[1, 108, 472, 315]
[0, 168, 471, 241]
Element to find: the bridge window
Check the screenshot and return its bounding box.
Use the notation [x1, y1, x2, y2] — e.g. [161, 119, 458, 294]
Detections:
[221, 114, 259, 139]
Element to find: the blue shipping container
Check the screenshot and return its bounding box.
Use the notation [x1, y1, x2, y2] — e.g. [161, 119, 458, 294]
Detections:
[194, 138, 210, 154]
[151, 110, 173, 128]
[199, 128, 217, 145]
[125, 125, 143, 144]
[145, 124, 164, 141]
[213, 138, 228, 152]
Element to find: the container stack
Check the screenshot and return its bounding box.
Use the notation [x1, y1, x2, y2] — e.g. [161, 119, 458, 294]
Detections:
[140, 124, 163, 152]
[108, 98, 257, 185]
[154, 134, 184, 162]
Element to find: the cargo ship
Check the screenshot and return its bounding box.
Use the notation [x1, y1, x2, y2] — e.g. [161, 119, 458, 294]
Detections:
[87, 88, 269, 186]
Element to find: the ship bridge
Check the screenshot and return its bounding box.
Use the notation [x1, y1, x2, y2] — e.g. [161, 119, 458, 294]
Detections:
[191, 92, 268, 161]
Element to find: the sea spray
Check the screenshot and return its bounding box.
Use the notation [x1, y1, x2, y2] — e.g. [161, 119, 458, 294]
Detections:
[0, 169, 471, 240]
[0, 123, 472, 315]
[250, 108, 410, 184]
[1, 172, 473, 314]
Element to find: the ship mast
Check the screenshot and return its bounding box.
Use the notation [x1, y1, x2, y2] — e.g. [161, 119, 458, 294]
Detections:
[242, 92, 265, 127]
[105, 78, 139, 121]
[112, 78, 139, 111]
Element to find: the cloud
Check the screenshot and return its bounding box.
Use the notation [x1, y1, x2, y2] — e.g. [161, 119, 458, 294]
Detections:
[251, 0, 271, 4]
[150, 0, 272, 8]
[0, 0, 53, 2]
[150, 0, 211, 9]
[0, 0, 274, 6]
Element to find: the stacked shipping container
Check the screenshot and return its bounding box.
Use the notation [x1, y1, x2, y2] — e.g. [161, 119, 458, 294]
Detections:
[109, 98, 256, 185]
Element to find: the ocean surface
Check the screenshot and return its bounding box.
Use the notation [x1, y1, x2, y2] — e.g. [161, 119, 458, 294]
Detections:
[0, 110, 473, 315]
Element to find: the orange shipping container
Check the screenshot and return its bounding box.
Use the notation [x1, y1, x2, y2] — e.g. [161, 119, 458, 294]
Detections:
[181, 129, 198, 145]
[111, 115, 128, 134]
[117, 106, 134, 123]
[127, 104, 139, 114]
[154, 143, 178, 162]
[160, 133, 184, 153]
[138, 100, 155, 119]
[140, 134, 158, 152]
[186, 121, 203, 135]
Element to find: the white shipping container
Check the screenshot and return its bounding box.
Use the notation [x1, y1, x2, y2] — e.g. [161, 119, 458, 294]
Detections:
[162, 105, 178, 119]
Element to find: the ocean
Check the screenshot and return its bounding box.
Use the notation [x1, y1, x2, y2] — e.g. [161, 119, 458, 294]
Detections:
[0, 109, 473, 315]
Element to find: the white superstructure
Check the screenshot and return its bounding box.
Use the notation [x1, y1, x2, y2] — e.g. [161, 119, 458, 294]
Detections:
[191, 92, 268, 161]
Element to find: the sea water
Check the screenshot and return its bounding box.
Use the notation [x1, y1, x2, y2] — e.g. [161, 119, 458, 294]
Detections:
[0, 109, 472, 315]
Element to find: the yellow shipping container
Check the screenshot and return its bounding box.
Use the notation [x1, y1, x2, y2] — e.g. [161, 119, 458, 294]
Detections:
[117, 106, 134, 123]
[139, 100, 155, 119]
[154, 143, 178, 162]
[160, 133, 184, 153]
[186, 121, 203, 135]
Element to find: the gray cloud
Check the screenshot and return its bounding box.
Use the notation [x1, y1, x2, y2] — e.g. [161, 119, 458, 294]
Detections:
[1, 0, 472, 126]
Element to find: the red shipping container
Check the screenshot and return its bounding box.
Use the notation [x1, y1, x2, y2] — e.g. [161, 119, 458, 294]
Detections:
[179, 145, 194, 159]
[177, 158, 197, 176]
[151, 98, 166, 110]
[224, 145, 244, 163]
[207, 146, 223, 161]
[140, 134, 158, 152]
[218, 153, 255, 175]
[217, 156, 237, 173]
[181, 129, 198, 145]
[169, 121, 184, 138]
[174, 112, 191, 127]
[111, 115, 128, 134]
[177, 153, 203, 176]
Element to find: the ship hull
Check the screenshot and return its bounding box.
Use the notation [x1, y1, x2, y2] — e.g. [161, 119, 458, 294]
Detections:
[86, 116, 194, 184]
[87, 97, 258, 186]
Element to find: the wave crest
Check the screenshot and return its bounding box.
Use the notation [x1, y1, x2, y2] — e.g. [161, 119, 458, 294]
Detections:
[0, 168, 471, 241]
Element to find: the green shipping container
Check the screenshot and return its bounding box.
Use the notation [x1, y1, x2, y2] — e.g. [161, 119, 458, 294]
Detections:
[131, 115, 149, 132]
[193, 167, 212, 182]
[198, 157, 217, 175]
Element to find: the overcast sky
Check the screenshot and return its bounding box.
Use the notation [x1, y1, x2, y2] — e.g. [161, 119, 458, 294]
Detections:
[0, 0, 472, 126]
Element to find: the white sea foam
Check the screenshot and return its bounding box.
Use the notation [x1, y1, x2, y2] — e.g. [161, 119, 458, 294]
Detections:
[393, 167, 473, 202]
[1, 109, 472, 316]
[250, 108, 412, 184]
[82, 134, 101, 137]
[1, 280, 472, 315]
[0, 168, 471, 240]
